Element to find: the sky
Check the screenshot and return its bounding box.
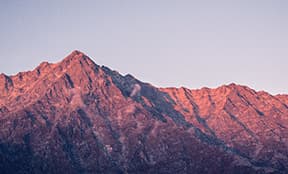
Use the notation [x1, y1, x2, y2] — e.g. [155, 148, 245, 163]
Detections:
[0, 0, 287, 94]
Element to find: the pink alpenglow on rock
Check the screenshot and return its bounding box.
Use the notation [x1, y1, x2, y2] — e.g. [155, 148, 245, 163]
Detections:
[0, 51, 288, 174]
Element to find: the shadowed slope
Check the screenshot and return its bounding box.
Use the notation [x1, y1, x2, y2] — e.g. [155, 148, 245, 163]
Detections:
[0, 51, 287, 173]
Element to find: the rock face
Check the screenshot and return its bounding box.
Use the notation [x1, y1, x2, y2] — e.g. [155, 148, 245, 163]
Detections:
[0, 50, 288, 174]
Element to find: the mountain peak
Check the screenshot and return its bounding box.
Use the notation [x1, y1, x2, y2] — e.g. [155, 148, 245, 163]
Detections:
[62, 50, 88, 62]
[53, 50, 99, 73]
[1, 51, 288, 173]
[218, 83, 256, 94]
[70, 50, 85, 57]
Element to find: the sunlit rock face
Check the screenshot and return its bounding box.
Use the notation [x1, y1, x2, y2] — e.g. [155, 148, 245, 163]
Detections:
[0, 51, 288, 174]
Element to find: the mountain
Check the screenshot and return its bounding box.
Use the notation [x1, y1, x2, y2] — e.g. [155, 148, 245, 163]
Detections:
[0, 50, 288, 174]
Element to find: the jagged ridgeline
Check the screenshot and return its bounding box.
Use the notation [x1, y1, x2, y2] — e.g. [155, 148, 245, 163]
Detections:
[1, 51, 288, 174]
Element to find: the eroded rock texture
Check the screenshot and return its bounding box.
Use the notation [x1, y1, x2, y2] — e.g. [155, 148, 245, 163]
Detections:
[0, 51, 288, 174]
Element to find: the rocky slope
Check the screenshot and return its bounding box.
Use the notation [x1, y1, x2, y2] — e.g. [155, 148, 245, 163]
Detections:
[0, 50, 288, 174]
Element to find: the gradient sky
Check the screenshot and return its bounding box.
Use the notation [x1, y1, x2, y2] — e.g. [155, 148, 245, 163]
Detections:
[0, 0, 287, 94]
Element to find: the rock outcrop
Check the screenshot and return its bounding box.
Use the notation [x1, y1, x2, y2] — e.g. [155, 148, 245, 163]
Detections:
[0, 50, 288, 174]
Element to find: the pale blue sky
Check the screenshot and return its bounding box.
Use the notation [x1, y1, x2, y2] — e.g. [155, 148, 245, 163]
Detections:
[0, 0, 287, 94]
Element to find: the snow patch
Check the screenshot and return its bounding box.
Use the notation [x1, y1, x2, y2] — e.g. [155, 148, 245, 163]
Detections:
[69, 87, 85, 108]
[130, 84, 141, 97]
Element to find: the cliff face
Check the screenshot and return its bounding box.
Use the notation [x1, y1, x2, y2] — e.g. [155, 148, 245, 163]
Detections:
[0, 51, 288, 174]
